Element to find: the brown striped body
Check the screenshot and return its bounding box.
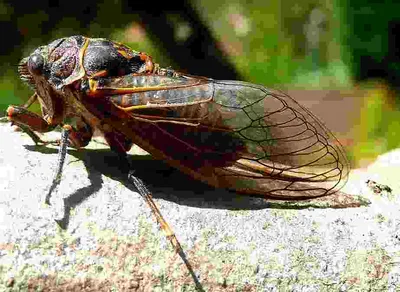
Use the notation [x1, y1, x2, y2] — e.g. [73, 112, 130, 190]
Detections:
[9, 35, 349, 200]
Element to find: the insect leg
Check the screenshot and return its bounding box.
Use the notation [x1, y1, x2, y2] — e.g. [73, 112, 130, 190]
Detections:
[7, 105, 54, 132]
[127, 171, 204, 291]
[45, 125, 70, 205]
[6, 105, 57, 145]
[23, 93, 39, 109]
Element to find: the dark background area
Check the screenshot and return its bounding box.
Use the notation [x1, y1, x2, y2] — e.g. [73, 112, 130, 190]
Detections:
[347, 3, 400, 94]
[1, 0, 399, 89]
[0, 0, 241, 79]
[1, 0, 400, 164]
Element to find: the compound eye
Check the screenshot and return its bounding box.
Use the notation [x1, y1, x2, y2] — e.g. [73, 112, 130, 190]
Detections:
[27, 54, 44, 75]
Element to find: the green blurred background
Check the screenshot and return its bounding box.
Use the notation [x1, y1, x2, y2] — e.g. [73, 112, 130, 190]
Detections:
[1, 0, 399, 168]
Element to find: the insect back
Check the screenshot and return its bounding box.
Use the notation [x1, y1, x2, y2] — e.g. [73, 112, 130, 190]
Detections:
[12, 36, 158, 150]
[19, 36, 154, 91]
[82, 38, 154, 78]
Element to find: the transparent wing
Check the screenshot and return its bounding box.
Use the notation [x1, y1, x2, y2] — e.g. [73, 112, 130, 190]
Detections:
[208, 80, 349, 199]
[97, 75, 349, 199]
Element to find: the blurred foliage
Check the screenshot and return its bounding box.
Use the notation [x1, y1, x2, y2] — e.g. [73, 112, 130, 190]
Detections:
[0, 0, 399, 167]
[193, 0, 350, 88]
[350, 81, 400, 166]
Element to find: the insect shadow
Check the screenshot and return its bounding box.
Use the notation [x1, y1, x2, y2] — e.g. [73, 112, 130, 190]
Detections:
[24, 143, 366, 229]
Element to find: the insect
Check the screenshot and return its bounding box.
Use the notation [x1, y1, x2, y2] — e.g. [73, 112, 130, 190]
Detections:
[366, 180, 392, 194]
[7, 36, 349, 288]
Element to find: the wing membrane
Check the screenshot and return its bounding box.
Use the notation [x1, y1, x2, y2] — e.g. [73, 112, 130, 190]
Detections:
[90, 75, 349, 199]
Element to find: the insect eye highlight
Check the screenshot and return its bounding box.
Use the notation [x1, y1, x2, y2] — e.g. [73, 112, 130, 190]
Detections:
[28, 54, 45, 75]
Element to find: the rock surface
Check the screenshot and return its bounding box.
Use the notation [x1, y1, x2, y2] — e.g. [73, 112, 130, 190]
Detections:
[0, 123, 399, 291]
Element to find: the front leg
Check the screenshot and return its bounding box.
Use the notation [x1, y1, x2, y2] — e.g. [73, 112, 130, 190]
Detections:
[6, 105, 56, 144]
[7, 105, 93, 149]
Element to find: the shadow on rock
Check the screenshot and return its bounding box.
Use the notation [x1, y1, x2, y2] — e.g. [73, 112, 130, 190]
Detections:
[24, 144, 369, 229]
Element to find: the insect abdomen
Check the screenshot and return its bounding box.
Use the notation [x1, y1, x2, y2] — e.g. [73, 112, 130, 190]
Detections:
[110, 76, 214, 107]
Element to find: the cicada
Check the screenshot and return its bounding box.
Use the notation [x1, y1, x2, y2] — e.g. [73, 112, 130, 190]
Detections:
[7, 35, 349, 287]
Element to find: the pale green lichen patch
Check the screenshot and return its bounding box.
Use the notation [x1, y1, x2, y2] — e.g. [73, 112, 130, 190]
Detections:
[182, 236, 259, 290]
[1, 215, 272, 291]
[289, 250, 320, 276]
[340, 247, 391, 290]
[27, 225, 78, 251]
[303, 235, 321, 244]
[375, 213, 387, 224]
[270, 209, 299, 222]
[262, 222, 271, 230]
[84, 207, 91, 217]
[227, 209, 250, 216]
[263, 255, 285, 273]
[238, 248, 322, 290]
[311, 220, 320, 230]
